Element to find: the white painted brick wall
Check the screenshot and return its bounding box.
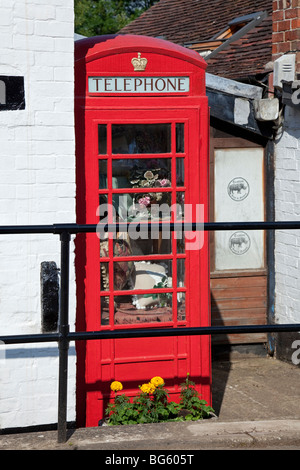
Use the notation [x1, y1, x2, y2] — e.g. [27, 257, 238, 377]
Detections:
[275, 106, 300, 326]
[0, 0, 75, 429]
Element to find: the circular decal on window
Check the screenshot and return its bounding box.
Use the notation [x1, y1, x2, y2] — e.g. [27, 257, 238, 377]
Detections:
[229, 231, 251, 255]
[227, 177, 250, 201]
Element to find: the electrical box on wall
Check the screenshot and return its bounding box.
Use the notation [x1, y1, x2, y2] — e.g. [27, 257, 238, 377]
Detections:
[273, 54, 296, 89]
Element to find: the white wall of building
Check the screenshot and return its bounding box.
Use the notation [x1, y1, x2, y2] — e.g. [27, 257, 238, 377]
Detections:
[275, 105, 300, 328]
[0, 0, 76, 429]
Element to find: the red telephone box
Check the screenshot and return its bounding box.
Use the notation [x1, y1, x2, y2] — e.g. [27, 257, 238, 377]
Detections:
[75, 34, 210, 427]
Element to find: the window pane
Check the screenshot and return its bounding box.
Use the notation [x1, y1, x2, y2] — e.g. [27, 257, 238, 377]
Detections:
[214, 148, 264, 270]
[99, 160, 107, 189]
[98, 125, 107, 154]
[176, 158, 184, 186]
[100, 262, 109, 291]
[114, 295, 173, 324]
[100, 296, 110, 325]
[100, 238, 110, 258]
[112, 124, 171, 154]
[112, 158, 171, 189]
[176, 123, 184, 153]
[176, 235, 185, 254]
[113, 257, 136, 291]
[176, 192, 185, 219]
[98, 194, 109, 222]
[177, 259, 185, 287]
[134, 259, 172, 288]
[177, 292, 186, 321]
[114, 259, 172, 291]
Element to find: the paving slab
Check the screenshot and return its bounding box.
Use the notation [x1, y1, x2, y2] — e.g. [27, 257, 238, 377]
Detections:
[212, 355, 300, 422]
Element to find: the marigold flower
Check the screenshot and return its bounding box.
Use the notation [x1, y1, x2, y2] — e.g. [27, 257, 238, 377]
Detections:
[140, 383, 149, 394]
[148, 382, 156, 394]
[140, 382, 156, 394]
[150, 376, 164, 387]
[110, 381, 123, 392]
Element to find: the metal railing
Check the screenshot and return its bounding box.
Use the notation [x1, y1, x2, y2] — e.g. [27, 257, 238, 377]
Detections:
[1, 220, 300, 443]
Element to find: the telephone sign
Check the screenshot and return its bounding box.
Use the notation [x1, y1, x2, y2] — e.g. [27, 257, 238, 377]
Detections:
[88, 76, 190, 93]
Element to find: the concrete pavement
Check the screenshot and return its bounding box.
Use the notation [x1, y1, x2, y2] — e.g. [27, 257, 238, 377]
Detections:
[1, 354, 300, 450]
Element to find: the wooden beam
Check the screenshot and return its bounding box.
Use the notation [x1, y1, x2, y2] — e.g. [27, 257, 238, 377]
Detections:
[207, 89, 274, 138]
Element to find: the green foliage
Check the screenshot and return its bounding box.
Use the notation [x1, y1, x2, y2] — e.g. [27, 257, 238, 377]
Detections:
[75, 0, 159, 37]
[105, 375, 214, 426]
[105, 394, 137, 426]
[179, 374, 215, 420]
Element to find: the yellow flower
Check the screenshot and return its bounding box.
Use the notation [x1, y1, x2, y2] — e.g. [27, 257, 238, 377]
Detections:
[150, 376, 164, 387]
[140, 382, 156, 394]
[148, 382, 156, 394]
[110, 381, 123, 392]
[140, 384, 148, 394]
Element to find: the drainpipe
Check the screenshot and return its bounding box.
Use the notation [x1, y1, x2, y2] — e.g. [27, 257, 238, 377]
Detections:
[266, 139, 276, 355]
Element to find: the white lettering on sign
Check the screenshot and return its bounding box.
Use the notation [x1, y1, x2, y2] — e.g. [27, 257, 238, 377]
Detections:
[88, 76, 190, 94]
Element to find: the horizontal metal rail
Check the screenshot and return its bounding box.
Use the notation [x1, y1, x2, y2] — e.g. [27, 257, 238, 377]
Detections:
[0, 220, 299, 234]
[1, 220, 300, 443]
[1, 323, 300, 345]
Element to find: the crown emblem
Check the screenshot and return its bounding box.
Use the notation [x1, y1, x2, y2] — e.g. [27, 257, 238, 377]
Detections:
[131, 52, 148, 71]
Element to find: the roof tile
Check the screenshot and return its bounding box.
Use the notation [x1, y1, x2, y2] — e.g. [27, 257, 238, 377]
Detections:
[120, 0, 273, 80]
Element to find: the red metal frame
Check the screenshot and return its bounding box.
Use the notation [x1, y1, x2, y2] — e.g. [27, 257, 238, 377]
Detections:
[75, 35, 210, 427]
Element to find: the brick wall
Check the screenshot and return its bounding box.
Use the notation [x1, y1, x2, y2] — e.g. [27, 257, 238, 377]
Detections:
[0, 0, 76, 429]
[272, 0, 300, 73]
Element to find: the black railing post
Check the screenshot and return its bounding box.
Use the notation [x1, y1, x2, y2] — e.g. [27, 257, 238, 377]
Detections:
[57, 230, 71, 444]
